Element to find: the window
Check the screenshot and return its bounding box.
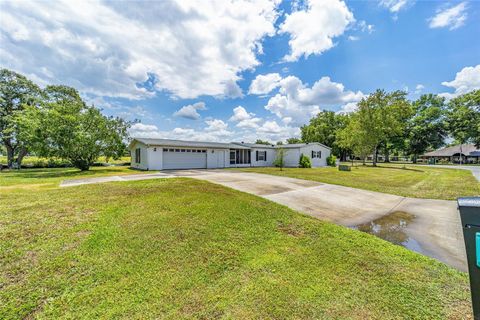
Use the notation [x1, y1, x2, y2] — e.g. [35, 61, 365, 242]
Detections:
[153, 147, 157, 151]
[169, 149, 174, 152]
[135, 148, 141, 163]
[311, 151, 321, 158]
[163, 148, 169, 152]
[256, 151, 267, 161]
[230, 149, 251, 165]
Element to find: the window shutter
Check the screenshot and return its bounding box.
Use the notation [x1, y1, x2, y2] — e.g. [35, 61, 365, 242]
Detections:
[256, 151, 258, 161]
[311, 150, 314, 158]
[265, 151, 267, 161]
[319, 151, 321, 158]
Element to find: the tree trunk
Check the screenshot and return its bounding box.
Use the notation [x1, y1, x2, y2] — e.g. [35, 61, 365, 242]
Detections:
[15, 147, 27, 168]
[459, 144, 463, 165]
[5, 141, 14, 169]
[412, 154, 417, 164]
[384, 148, 390, 163]
[373, 146, 377, 167]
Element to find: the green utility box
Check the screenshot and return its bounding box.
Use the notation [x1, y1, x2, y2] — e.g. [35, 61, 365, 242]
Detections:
[458, 197, 480, 320]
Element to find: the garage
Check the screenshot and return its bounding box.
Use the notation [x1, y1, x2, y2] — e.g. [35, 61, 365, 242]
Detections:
[162, 148, 207, 169]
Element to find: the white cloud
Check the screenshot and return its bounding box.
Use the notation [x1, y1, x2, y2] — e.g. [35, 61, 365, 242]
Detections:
[414, 84, 425, 94]
[357, 20, 374, 33]
[248, 73, 282, 95]
[258, 120, 282, 133]
[440, 65, 480, 99]
[0, 0, 280, 100]
[428, 2, 468, 30]
[229, 106, 262, 129]
[173, 102, 206, 120]
[279, 0, 355, 61]
[264, 75, 364, 125]
[337, 102, 358, 114]
[348, 36, 359, 41]
[380, 0, 412, 13]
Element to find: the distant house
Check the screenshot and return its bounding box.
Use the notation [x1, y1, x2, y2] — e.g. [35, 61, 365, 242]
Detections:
[128, 138, 331, 170]
[422, 144, 480, 164]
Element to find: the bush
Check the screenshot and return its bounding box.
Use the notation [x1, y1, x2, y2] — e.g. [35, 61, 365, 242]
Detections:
[326, 155, 337, 167]
[299, 153, 312, 168]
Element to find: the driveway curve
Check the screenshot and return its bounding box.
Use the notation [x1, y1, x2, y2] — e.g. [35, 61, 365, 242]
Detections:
[62, 169, 467, 271]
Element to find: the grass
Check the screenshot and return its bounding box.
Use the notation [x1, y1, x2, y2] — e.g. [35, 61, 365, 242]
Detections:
[0, 168, 472, 319]
[0, 166, 144, 190]
[237, 163, 480, 200]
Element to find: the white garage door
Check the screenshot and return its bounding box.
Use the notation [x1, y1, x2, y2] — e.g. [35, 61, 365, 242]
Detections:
[163, 148, 207, 169]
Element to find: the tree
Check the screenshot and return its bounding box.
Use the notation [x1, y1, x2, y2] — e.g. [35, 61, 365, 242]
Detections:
[446, 90, 480, 164]
[406, 94, 447, 163]
[301, 111, 350, 160]
[286, 137, 302, 144]
[17, 85, 131, 171]
[273, 147, 286, 170]
[299, 153, 311, 168]
[276, 141, 284, 145]
[255, 139, 272, 145]
[336, 90, 412, 166]
[0, 69, 42, 168]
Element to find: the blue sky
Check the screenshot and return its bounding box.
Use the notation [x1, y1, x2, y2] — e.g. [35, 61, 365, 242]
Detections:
[1, 0, 479, 142]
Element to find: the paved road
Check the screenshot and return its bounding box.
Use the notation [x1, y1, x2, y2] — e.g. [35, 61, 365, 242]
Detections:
[426, 165, 480, 182]
[61, 169, 467, 271]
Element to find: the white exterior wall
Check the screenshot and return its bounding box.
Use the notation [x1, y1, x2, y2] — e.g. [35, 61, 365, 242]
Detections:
[147, 146, 163, 170]
[130, 141, 150, 170]
[207, 149, 228, 169]
[299, 144, 331, 167]
[251, 148, 275, 167]
[283, 148, 301, 167]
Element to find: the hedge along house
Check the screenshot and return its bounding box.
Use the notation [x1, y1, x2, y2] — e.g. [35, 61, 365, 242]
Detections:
[129, 138, 331, 170]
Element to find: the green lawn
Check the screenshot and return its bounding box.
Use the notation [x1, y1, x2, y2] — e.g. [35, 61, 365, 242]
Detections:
[0, 166, 143, 189]
[237, 164, 480, 200]
[0, 169, 472, 319]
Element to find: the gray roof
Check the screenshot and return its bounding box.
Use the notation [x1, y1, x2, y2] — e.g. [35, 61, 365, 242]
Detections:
[130, 138, 249, 149]
[130, 138, 331, 150]
[423, 144, 480, 157]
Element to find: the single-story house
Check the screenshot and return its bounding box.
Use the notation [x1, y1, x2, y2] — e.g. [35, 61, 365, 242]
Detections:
[422, 144, 480, 164]
[129, 138, 331, 170]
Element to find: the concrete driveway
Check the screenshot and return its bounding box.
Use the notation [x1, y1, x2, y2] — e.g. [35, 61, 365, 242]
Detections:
[62, 169, 467, 271]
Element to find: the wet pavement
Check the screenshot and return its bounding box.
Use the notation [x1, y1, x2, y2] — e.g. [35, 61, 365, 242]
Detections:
[61, 169, 468, 271]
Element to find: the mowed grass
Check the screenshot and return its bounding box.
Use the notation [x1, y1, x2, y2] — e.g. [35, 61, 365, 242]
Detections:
[237, 163, 480, 200]
[0, 169, 472, 319]
[0, 166, 145, 189]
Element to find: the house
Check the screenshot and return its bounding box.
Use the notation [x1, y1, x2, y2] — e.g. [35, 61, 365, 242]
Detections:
[129, 138, 331, 170]
[422, 144, 480, 164]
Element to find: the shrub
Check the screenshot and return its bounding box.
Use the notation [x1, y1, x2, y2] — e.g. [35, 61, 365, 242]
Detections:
[299, 153, 312, 168]
[326, 155, 337, 167]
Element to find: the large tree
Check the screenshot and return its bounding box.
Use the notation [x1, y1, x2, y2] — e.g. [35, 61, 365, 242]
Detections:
[301, 111, 350, 160]
[446, 90, 480, 163]
[18, 85, 131, 171]
[337, 90, 412, 166]
[406, 94, 447, 163]
[0, 69, 42, 168]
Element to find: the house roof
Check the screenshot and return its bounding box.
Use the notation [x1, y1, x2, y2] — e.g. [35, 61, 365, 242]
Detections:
[130, 138, 331, 150]
[423, 144, 480, 157]
[130, 138, 249, 149]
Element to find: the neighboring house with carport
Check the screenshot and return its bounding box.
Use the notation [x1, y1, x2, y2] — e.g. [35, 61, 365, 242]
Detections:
[129, 138, 331, 170]
[422, 144, 480, 164]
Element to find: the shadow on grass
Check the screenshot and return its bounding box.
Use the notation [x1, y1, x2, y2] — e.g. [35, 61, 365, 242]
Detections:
[352, 164, 425, 173]
[1, 167, 135, 180]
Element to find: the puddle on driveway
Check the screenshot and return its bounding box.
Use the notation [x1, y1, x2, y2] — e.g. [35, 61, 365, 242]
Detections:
[351, 211, 425, 254]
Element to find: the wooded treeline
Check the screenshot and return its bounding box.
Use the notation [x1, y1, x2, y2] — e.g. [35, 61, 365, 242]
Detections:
[300, 89, 479, 165]
[0, 69, 131, 171]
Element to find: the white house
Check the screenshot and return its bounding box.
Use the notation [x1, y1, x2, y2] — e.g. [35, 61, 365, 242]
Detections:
[129, 138, 331, 170]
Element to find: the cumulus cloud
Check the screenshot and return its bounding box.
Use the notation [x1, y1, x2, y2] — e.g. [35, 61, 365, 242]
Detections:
[248, 73, 282, 95]
[428, 2, 468, 30]
[439, 65, 480, 99]
[279, 0, 355, 61]
[173, 102, 206, 120]
[264, 75, 364, 125]
[129, 119, 233, 142]
[229, 106, 262, 129]
[0, 0, 279, 99]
